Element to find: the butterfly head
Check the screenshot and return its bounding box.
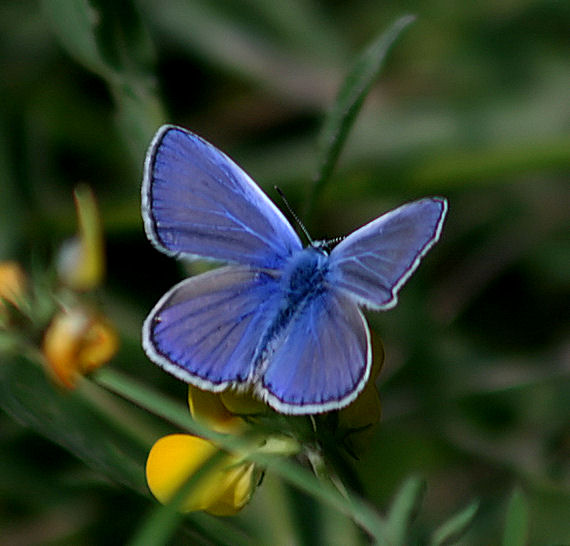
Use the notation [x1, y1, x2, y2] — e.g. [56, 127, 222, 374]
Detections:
[309, 236, 345, 254]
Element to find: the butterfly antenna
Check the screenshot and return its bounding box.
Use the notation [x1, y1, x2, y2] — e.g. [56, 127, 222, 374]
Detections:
[327, 235, 345, 246]
[274, 186, 313, 244]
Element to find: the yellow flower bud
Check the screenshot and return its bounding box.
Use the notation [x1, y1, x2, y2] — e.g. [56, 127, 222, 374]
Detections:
[42, 307, 118, 388]
[0, 261, 27, 312]
[57, 185, 104, 291]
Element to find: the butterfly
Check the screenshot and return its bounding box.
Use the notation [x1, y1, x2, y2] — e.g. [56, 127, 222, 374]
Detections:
[142, 125, 447, 415]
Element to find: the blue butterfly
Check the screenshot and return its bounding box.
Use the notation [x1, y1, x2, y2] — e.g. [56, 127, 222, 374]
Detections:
[142, 125, 447, 415]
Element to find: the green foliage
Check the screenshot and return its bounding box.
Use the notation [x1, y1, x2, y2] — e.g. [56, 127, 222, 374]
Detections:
[385, 476, 426, 545]
[502, 488, 529, 546]
[0, 1, 568, 544]
[0, 359, 148, 493]
[431, 500, 480, 546]
[42, 0, 165, 160]
[308, 14, 415, 219]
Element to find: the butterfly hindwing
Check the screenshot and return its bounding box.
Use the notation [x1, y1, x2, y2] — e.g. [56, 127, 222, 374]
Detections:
[260, 289, 371, 414]
[329, 197, 447, 309]
[142, 125, 302, 269]
[142, 265, 281, 390]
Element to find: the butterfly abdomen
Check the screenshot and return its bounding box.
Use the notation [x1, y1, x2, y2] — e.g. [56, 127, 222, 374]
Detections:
[252, 248, 329, 369]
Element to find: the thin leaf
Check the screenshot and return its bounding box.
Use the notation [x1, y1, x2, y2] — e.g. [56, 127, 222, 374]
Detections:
[41, 0, 154, 76]
[0, 358, 148, 493]
[41, 0, 110, 76]
[502, 487, 529, 546]
[430, 500, 479, 546]
[307, 14, 416, 218]
[385, 475, 426, 546]
[41, 0, 165, 164]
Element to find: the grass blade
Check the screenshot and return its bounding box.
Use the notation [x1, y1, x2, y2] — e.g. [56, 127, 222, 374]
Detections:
[385, 475, 426, 545]
[502, 487, 529, 546]
[430, 500, 479, 546]
[307, 14, 415, 218]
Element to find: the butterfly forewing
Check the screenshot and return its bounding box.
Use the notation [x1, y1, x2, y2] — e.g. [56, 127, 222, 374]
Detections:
[328, 198, 447, 310]
[142, 126, 302, 269]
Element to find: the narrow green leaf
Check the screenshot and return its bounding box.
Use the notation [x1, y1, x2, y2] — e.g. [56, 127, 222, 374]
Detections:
[112, 79, 167, 164]
[307, 14, 416, 218]
[42, 0, 155, 75]
[0, 358, 148, 493]
[430, 500, 479, 546]
[42, 0, 166, 165]
[385, 475, 426, 546]
[41, 0, 110, 76]
[94, 368, 215, 439]
[502, 487, 529, 546]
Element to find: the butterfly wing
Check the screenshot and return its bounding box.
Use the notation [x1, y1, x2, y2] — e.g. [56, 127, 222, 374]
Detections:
[143, 265, 281, 390]
[142, 125, 302, 269]
[328, 197, 447, 309]
[259, 289, 371, 414]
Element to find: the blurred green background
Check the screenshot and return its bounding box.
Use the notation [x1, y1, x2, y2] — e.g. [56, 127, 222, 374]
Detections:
[0, 0, 568, 544]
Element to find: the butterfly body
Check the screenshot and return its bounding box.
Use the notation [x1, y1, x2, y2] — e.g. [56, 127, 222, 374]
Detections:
[281, 246, 327, 305]
[253, 247, 329, 372]
[142, 125, 447, 414]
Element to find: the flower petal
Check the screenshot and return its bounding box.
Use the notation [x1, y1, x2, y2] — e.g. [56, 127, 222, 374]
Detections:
[146, 434, 254, 514]
[220, 389, 267, 416]
[188, 386, 243, 433]
[57, 185, 104, 291]
[205, 462, 256, 516]
[42, 307, 118, 388]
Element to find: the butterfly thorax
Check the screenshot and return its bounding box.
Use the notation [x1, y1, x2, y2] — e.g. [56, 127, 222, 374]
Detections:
[281, 247, 328, 306]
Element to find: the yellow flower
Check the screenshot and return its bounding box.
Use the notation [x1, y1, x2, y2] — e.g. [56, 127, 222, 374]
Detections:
[145, 346, 382, 514]
[187, 386, 244, 434]
[146, 387, 267, 515]
[146, 434, 256, 515]
[42, 307, 118, 388]
[188, 385, 267, 433]
[57, 185, 104, 291]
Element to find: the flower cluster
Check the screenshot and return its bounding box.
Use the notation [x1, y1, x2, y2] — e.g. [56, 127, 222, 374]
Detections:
[0, 185, 117, 388]
[146, 387, 269, 515]
[145, 339, 383, 516]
